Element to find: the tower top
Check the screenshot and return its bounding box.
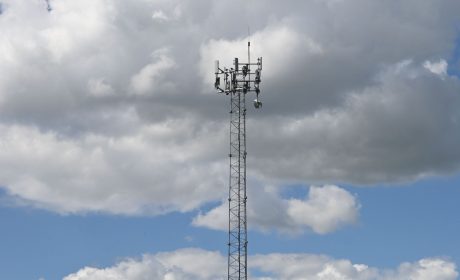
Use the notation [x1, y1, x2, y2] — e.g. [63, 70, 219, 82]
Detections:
[214, 43, 262, 108]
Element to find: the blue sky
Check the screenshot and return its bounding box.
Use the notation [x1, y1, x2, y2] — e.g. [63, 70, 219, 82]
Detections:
[2, 175, 460, 279]
[1, 0, 460, 279]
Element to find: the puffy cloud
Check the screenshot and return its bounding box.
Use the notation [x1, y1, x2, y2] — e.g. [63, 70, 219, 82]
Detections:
[251, 254, 459, 280]
[64, 249, 458, 280]
[87, 78, 114, 97]
[381, 258, 460, 280]
[152, 5, 182, 23]
[1, 0, 460, 215]
[63, 249, 226, 280]
[152, 10, 169, 23]
[130, 48, 175, 95]
[63, 257, 170, 280]
[424, 59, 448, 77]
[287, 185, 359, 234]
[0, 122, 227, 214]
[193, 185, 359, 234]
[251, 253, 379, 280]
[199, 24, 323, 87]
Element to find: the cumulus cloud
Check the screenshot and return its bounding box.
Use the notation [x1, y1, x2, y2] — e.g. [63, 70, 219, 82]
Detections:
[1, 0, 460, 215]
[130, 48, 175, 95]
[251, 254, 459, 280]
[87, 78, 114, 97]
[287, 185, 359, 234]
[0, 122, 227, 214]
[63, 249, 226, 280]
[199, 24, 323, 87]
[64, 249, 458, 280]
[193, 185, 359, 234]
[247, 61, 460, 184]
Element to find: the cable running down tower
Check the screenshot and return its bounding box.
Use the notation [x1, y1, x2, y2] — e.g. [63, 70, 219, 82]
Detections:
[214, 42, 263, 280]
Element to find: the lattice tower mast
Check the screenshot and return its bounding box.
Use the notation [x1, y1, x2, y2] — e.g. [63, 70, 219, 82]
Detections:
[214, 42, 263, 280]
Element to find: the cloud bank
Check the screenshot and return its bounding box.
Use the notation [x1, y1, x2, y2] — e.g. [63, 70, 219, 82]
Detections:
[64, 248, 458, 280]
[0, 0, 460, 216]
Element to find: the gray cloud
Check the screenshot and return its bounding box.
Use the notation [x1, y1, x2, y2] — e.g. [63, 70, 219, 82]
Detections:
[247, 61, 460, 184]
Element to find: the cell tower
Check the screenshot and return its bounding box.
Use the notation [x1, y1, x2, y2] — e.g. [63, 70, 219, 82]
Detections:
[214, 42, 262, 280]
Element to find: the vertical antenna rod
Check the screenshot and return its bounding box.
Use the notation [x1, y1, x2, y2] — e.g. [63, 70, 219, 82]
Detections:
[45, 0, 52, 12]
[214, 41, 263, 280]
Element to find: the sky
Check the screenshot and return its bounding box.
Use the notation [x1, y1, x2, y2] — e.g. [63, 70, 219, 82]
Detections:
[0, 0, 460, 279]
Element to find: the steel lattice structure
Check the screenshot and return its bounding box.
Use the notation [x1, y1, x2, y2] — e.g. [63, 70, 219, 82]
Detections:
[214, 42, 262, 280]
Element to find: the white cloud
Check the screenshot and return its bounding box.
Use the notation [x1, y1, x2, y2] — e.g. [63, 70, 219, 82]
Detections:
[0, 123, 227, 215]
[63, 249, 226, 280]
[385, 258, 459, 280]
[423, 59, 448, 76]
[152, 5, 182, 23]
[287, 185, 359, 234]
[63, 256, 170, 280]
[64, 249, 459, 280]
[193, 185, 359, 234]
[199, 24, 323, 88]
[130, 49, 175, 95]
[88, 78, 114, 97]
[192, 203, 227, 231]
[251, 254, 459, 280]
[152, 10, 169, 22]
